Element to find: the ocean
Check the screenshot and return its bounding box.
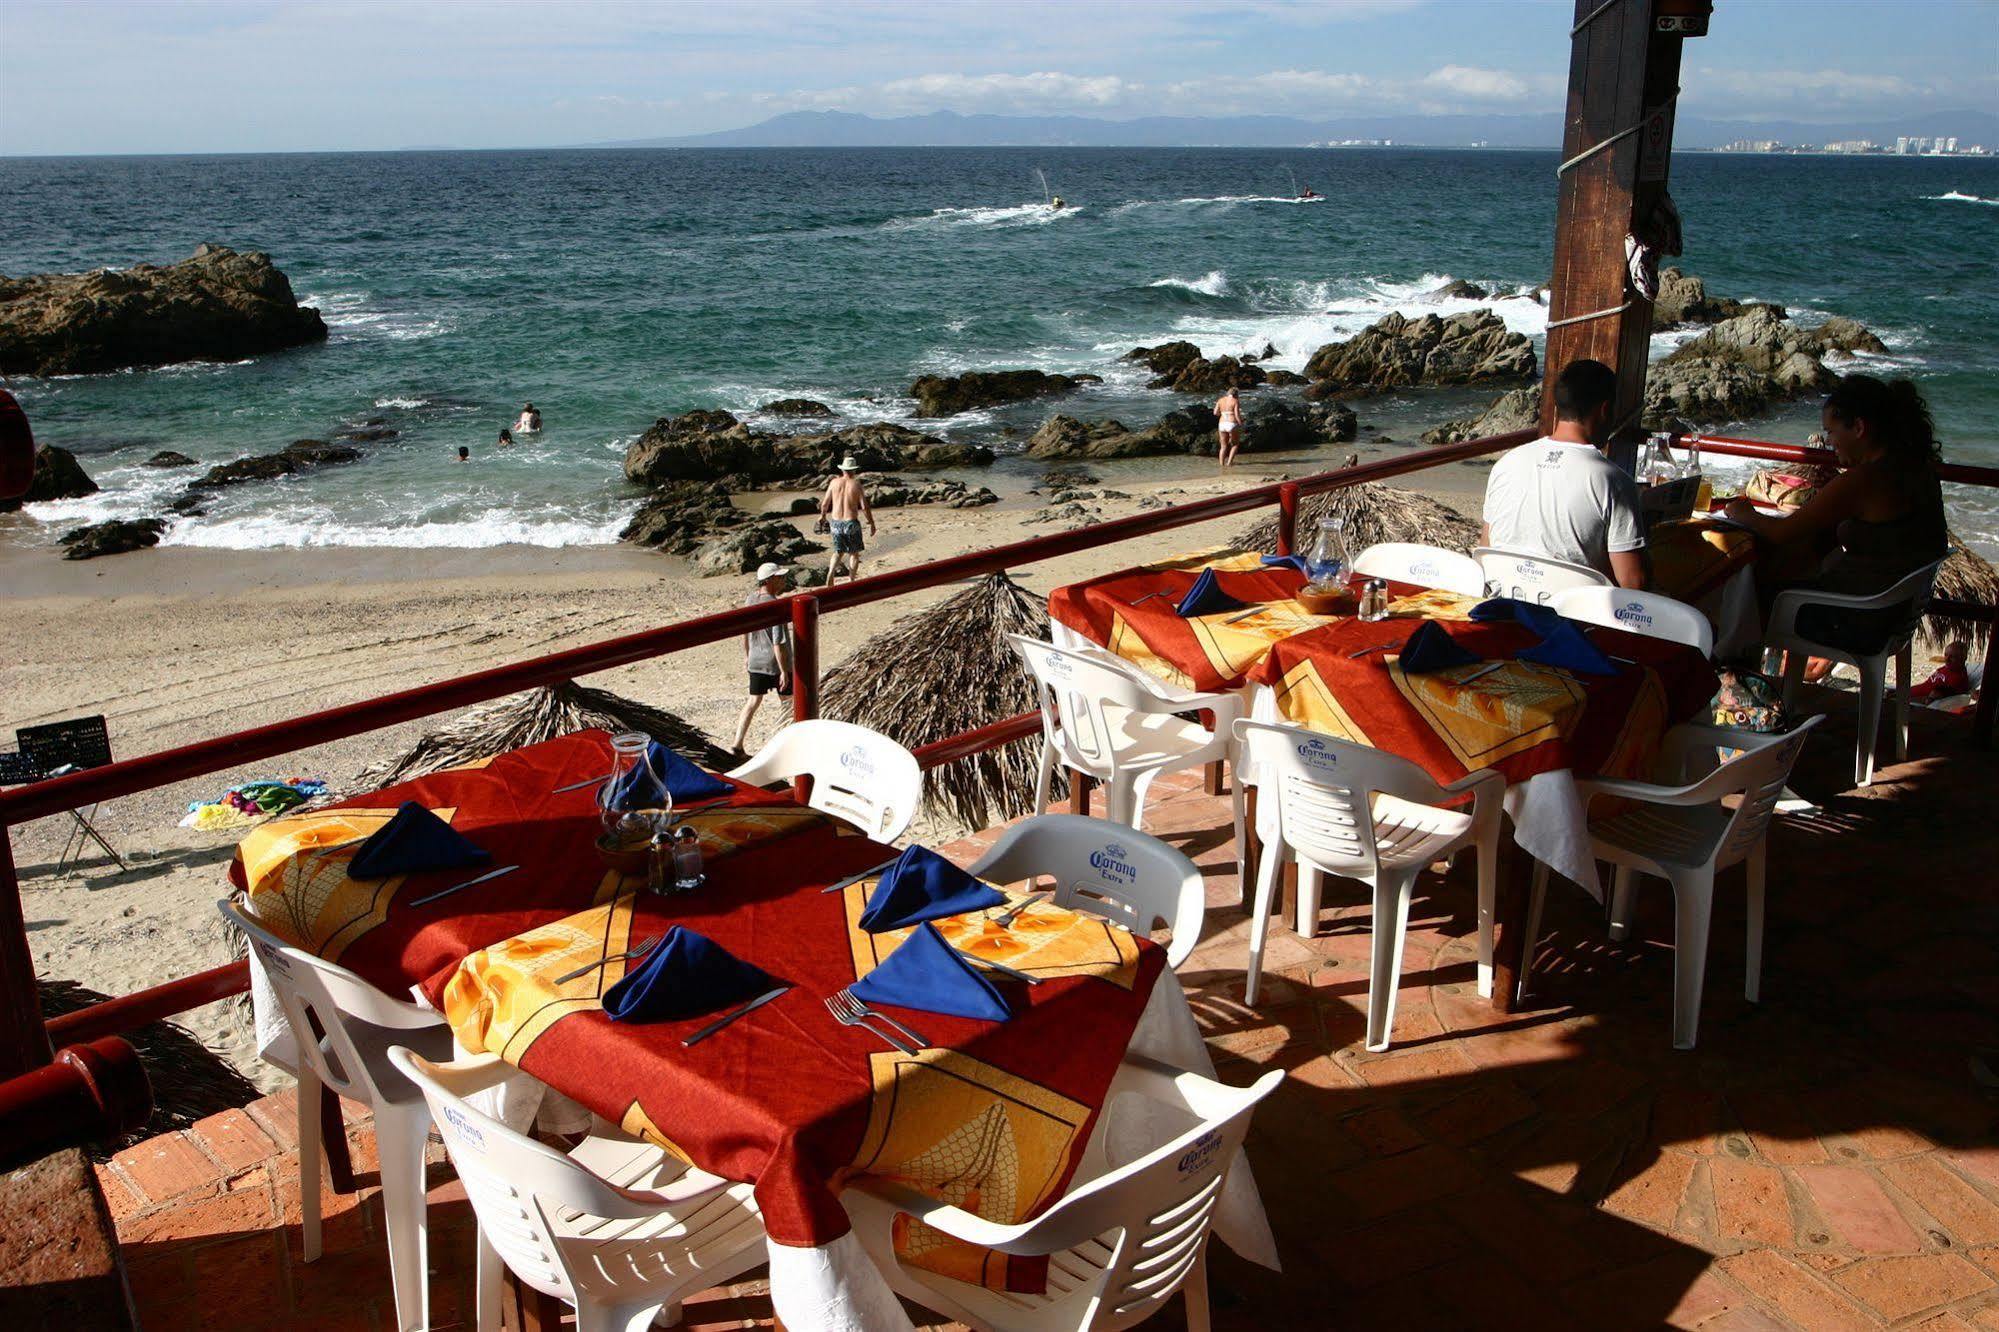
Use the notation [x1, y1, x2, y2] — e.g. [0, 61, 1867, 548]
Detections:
[1, 147, 1994, 554]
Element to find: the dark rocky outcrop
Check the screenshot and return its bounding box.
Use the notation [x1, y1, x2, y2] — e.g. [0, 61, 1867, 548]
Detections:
[1649, 268, 1785, 329]
[619, 481, 748, 553]
[190, 439, 361, 490]
[1123, 341, 1202, 379]
[1644, 307, 1890, 430]
[144, 450, 198, 468]
[0, 445, 97, 512]
[623, 411, 993, 488]
[862, 477, 1000, 510]
[1422, 386, 1542, 447]
[1304, 311, 1536, 397]
[907, 369, 1098, 417]
[1433, 279, 1489, 301]
[1263, 369, 1307, 387]
[1152, 354, 1265, 393]
[0, 244, 327, 376]
[1024, 398, 1352, 461]
[1242, 397, 1357, 449]
[760, 398, 836, 418]
[693, 520, 823, 577]
[58, 517, 165, 560]
[334, 426, 399, 443]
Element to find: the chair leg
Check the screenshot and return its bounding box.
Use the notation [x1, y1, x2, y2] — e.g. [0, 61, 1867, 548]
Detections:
[1033, 743, 1055, 815]
[1779, 647, 1807, 711]
[1516, 859, 1550, 1006]
[1855, 656, 1885, 787]
[1744, 841, 1767, 1004]
[475, 1225, 503, 1332]
[1227, 770, 1248, 906]
[373, 1102, 433, 1332]
[1475, 838, 1497, 1000]
[1294, 864, 1323, 939]
[1670, 871, 1716, 1050]
[1243, 841, 1285, 1007]
[296, 1066, 323, 1263]
[578, 1303, 664, 1332]
[1182, 1247, 1212, 1332]
[1130, 767, 1163, 831]
[1608, 865, 1638, 941]
[1364, 870, 1415, 1053]
[1894, 642, 1913, 763]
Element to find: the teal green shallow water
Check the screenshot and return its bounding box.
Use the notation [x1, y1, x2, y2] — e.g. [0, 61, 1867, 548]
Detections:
[0, 147, 1993, 551]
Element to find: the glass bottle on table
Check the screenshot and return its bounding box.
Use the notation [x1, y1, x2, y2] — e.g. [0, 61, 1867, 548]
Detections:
[1306, 516, 1351, 591]
[600, 731, 668, 844]
[1687, 437, 1711, 510]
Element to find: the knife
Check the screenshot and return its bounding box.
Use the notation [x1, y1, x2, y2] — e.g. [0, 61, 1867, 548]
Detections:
[953, 949, 1043, 985]
[821, 858, 899, 893]
[681, 986, 789, 1047]
[407, 863, 518, 908]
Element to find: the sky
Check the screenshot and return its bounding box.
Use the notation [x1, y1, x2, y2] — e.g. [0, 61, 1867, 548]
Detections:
[0, 0, 1994, 155]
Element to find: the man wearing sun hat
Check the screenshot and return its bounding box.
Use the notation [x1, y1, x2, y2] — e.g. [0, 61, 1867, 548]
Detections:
[818, 454, 876, 586]
[731, 561, 794, 756]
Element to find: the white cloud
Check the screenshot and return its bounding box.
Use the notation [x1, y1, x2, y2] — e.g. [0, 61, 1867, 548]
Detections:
[1421, 65, 1543, 103]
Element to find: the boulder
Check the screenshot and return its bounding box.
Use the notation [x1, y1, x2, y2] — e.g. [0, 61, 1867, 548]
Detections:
[1641, 358, 1784, 431]
[1238, 397, 1356, 450]
[907, 369, 1098, 417]
[334, 426, 399, 442]
[1649, 268, 1785, 329]
[0, 445, 97, 511]
[1152, 355, 1265, 393]
[864, 477, 1000, 510]
[1809, 316, 1889, 356]
[1304, 311, 1536, 396]
[144, 450, 198, 468]
[1645, 306, 1886, 430]
[0, 244, 327, 376]
[1121, 341, 1201, 378]
[693, 520, 823, 577]
[623, 411, 992, 487]
[1422, 386, 1543, 447]
[1263, 369, 1307, 387]
[759, 398, 836, 418]
[58, 517, 165, 560]
[1433, 278, 1489, 301]
[190, 439, 360, 489]
[619, 481, 748, 553]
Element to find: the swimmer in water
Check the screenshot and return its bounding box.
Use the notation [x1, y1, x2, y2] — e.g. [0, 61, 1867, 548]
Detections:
[514, 402, 541, 434]
[457, 446, 470, 463]
[1049, 196, 1066, 210]
[498, 427, 514, 448]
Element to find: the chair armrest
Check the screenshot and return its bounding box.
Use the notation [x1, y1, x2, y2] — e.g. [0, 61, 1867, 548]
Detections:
[1439, 768, 1506, 832]
[847, 1178, 1028, 1251]
[1574, 774, 1714, 808]
[1655, 722, 1771, 784]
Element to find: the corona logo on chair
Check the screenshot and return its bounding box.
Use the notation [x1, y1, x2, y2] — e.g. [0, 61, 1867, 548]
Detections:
[1517, 558, 1545, 582]
[1614, 602, 1655, 630]
[838, 745, 876, 779]
[1295, 737, 1340, 774]
[441, 1104, 486, 1152]
[1410, 559, 1440, 581]
[1177, 1129, 1222, 1175]
[1089, 843, 1137, 883]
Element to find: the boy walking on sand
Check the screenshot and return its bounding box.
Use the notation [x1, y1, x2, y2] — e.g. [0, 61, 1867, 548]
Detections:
[819, 456, 876, 585]
[732, 562, 793, 755]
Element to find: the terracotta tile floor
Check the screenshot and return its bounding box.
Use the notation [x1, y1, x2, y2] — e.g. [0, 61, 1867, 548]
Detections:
[104, 697, 1999, 1329]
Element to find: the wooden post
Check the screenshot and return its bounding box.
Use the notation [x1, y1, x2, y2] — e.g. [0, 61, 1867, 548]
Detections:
[1276, 482, 1300, 557]
[789, 594, 819, 805]
[1542, 0, 1707, 467]
[0, 829, 52, 1080]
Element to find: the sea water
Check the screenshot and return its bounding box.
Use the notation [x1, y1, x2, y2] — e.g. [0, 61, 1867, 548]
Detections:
[0, 147, 1993, 554]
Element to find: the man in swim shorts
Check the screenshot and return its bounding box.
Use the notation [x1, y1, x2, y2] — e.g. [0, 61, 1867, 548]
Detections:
[818, 455, 876, 585]
[1215, 385, 1243, 468]
[732, 562, 793, 755]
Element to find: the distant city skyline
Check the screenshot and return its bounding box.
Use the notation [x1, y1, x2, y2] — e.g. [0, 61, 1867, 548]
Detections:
[1, 0, 1994, 156]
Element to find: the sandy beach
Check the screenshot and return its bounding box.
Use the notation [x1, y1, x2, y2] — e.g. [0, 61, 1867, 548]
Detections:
[2, 445, 1488, 1086]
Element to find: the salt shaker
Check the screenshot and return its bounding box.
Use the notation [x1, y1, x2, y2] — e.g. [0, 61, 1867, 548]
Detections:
[645, 829, 672, 895]
[671, 826, 707, 893]
[1360, 578, 1390, 622]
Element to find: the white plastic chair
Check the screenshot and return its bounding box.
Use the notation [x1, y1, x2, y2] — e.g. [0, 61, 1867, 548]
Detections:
[1008, 636, 1245, 852]
[1472, 546, 1612, 604]
[726, 717, 922, 840]
[967, 814, 1207, 967]
[1231, 721, 1503, 1050]
[217, 899, 454, 1332]
[1766, 558, 1943, 786]
[844, 1054, 1282, 1332]
[1352, 542, 1486, 597]
[1516, 716, 1822, 1049]
[1554, 585, 1715, 656]
[388, 1049, 766, 1332]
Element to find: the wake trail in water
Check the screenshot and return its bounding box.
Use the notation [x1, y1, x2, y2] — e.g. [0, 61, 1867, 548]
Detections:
[880, 203, 1081, 231]
[1922, 190, 1999, 206]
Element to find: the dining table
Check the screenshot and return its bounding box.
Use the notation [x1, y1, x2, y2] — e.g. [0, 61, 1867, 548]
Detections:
[230, 728, 1277, 1332]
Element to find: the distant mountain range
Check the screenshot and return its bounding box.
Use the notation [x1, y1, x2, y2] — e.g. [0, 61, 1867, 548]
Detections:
[597, 108, 1999, 151]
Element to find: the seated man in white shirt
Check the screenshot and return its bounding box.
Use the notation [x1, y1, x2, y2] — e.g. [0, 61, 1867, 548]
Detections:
[1480, 357, 1646, 589]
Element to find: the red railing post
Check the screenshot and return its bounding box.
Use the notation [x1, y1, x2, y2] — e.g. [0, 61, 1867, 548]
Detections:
[0, 827, 53, 1080]
[790, 593, 820, 804]
[1276, 482, 1300, 557]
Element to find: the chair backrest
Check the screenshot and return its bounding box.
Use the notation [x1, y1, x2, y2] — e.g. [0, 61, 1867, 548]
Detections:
[1871, 557, 1947, 643]
[966, 814, 1205, 967]
[16, 715, 113, 775]
[1473, 546, 1612, 604]
[1232, 721, 1454, 877]
[1008, 635, 1179, 779]
[728, 719, 921, 841]
[389, 1049, 760, 1309]
[1554, 585, 1714, 655]
[1005, 1067, 1281, 1328]
[1352, 542, 1485, 597]
[1686, 717, 1822, 869]
[216, 898, 442, 1108]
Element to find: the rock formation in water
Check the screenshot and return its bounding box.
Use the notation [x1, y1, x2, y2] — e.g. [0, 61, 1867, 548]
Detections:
[0, 445, 97, 512]
[1422, 387, 1543, 447]
[145, 450, 199, 468]
[1644, 307, 1888, 429]
[59, 517, 166, 560]
[906, 369, 1099, 417]
[760, 398, 836, 418]
[0, 244, 326, 376]
[623, 410, 993, 487]
[1303, 311, 1536, 398]
[190, 439, 362, 490]
[1649, 268, 1786, 330]
[1024, 397, 1354, 461]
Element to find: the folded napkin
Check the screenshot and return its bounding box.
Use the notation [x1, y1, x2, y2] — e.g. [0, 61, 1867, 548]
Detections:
[602, 926, 773, 1023]
[1175, 567, 1250, 618]
[610, 740, 733, 810]
[859, 845, 1007, 932]
[1396, 620, 1483, 675]
[1515, 620, 1617, 676]
[849, 922, 1010, 1022]
[1469, 597, 1565, 636]
[347, 802, 490, 880]
[1260, 554, 1310, 576]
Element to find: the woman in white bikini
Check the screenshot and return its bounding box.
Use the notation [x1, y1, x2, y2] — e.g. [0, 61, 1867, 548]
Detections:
[1214, 386, 1243, 468]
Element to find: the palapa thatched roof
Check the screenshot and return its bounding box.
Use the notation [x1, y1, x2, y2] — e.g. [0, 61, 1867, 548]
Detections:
[1929, 535, 1998, 652]
[353, 680, 730, 789]
[1231, 475, 1482, 556]
[820, 572, 1055, 833]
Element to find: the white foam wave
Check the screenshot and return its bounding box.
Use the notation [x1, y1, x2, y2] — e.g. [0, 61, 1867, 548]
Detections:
[1923, 190, 1999, 206]
[1112, 195, 1324, 215]
[374, 396, 429, 409]
[1149, 270, 1232, 297]
[881, 203, 1081, 232]
[162, 508, 630, 551]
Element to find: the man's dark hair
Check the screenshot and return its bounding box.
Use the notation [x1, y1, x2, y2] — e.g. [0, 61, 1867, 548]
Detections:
[1553, 358, 1618, 421]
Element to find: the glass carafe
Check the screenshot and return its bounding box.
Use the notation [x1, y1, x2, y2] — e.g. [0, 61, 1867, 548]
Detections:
[1306, 516, 1351, 590]
[600, 731, 669, 842]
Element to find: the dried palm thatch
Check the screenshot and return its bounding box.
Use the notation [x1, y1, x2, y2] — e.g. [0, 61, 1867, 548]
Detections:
[1928, 535, 1997, 652]
[1231, 473, 1482, 556]
[820, 572, 1054, 833]
[39, 978, 262, 1159]
[354, 680, 731, 789]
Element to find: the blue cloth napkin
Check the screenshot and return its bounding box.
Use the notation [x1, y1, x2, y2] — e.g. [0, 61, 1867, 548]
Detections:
[611, 740, 733, 810]
[1176, 567, 1250, 618]
[347, 802, 490, 880]
[1259, 554, 1309, 576]
[1469, 597, 1565, 636]
[1516, 621, 1617, 676]
[1397, 620, 1483, 675]
[849, 922, 1010, 1022]
[602, 926, 774, 1023]
[859, 846, 1007, 933]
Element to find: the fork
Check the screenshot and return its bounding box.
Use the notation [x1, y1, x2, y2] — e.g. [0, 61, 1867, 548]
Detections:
[827, 990, 928, 1052]
[989, 890, 1049, 927]
[555, 934, 662, 985]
